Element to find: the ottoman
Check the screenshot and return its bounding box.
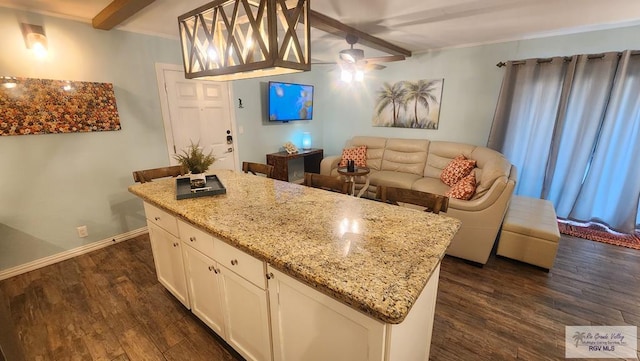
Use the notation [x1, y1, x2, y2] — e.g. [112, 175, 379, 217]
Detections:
[497, 196, 561, 269]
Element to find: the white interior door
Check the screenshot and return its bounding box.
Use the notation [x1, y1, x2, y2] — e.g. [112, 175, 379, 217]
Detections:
[157, 65, 237, 171]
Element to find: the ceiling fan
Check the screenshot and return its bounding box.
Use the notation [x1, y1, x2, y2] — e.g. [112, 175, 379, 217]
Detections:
[338, 34, 405, 70]
[314, 34, 406, 75]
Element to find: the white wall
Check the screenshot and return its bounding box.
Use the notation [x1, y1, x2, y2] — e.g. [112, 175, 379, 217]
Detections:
[0, 8, 181, 271]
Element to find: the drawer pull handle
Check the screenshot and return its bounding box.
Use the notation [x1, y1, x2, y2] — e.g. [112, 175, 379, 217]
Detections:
[173, 242, 179, 247]
[214, 268, 220, 274]
[190, 236, 196, 242]
[208, 266, 214, 271]
[154, 217, 160, 221]
[230, 259, 238, 266]
[266, 272, 274, 280]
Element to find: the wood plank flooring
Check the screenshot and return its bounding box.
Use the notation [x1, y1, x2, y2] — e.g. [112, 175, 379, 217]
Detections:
[1, 233, 638, 360]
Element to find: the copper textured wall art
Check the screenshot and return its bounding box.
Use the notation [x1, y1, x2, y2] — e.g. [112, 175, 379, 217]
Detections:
[0, 77, 120, 136]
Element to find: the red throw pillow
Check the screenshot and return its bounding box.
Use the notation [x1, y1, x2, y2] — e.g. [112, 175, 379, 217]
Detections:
[440, 155, 476, 186]
[446, 172, 477, 200]
[339, 145, 367, 167]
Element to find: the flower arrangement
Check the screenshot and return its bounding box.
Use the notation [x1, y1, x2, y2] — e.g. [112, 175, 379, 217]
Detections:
[173, 141, 216, 174]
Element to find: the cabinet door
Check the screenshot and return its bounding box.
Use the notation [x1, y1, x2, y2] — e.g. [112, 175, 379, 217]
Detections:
[148, 222, 190, 308]
[183, 245, 226, 337]
[219, 266, 272, 361]
[268, 267, 385, 361]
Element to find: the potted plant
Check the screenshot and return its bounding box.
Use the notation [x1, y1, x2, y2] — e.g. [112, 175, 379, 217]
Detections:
[174, 141, 216, 188]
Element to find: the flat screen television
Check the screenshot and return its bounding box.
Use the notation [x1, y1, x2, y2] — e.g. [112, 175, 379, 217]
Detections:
[268, 81, 314, 122]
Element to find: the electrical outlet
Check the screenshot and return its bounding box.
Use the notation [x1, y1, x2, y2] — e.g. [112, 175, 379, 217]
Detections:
[77, 225, 88, 238]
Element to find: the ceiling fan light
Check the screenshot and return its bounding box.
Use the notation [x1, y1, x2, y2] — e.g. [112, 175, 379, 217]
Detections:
[341, 69, 353, 83]
[339, 48, 364, 63]
[355, 69, 364, 81]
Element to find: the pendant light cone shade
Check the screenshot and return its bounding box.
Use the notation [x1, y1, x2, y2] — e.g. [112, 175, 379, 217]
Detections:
[178, 0, 310, 81]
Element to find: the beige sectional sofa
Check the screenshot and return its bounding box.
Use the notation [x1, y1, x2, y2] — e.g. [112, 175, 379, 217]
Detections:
[320, 136, 517, 265]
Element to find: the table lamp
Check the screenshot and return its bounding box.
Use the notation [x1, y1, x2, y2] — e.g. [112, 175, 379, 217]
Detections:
[302, 132, 311, 150]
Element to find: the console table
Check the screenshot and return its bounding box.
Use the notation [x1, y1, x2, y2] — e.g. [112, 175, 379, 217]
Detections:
[266, 148, 323, 182]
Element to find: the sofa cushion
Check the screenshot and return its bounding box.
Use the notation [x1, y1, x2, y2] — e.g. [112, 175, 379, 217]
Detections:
[424, 141, 477, 179]
[339, 145, 367, 167]
[446, 172, 476, 200]
[380, 138, 429, 176]
[350, 136, 387, 170]
[469, 147, 512, 198]
[369, 170, 422, 190]
[440, 155, 476, 186]
[410, 177, 450, 196]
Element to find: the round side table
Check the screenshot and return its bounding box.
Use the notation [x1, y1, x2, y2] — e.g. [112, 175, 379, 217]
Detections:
[337, 167, 370, 197]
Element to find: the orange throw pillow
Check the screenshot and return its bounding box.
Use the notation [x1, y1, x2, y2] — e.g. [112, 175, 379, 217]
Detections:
[339, 145, 367, 167]
[440, 155, 476, 186]
[446, 172, 477, 200]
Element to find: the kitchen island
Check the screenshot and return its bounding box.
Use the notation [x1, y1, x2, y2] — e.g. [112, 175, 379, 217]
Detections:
[129, 170, 460, 361]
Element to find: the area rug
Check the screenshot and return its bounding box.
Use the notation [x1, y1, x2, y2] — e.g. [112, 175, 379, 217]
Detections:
[557, 220, 640, 250]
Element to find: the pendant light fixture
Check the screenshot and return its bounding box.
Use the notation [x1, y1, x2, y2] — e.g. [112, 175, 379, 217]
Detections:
[178, 0, 310, 81]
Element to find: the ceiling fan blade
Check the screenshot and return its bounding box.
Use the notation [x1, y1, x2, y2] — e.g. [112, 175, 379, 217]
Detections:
[365, 63, 386, 71]
[364, 55, 406, 63]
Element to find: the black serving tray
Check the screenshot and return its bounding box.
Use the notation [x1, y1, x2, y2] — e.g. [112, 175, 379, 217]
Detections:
[176, 175, 226, 200]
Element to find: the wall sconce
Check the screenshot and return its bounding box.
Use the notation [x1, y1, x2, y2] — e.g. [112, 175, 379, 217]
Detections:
[21, 23, 48, 58]
[178, 0, 310, 81]
[1, 77, 17, 89]
[302, 132, 311, 149]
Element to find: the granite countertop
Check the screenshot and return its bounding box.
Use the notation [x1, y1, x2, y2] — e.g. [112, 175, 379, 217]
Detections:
[128, 170, 461, 324]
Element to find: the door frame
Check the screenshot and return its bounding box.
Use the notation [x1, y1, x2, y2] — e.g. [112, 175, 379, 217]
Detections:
[154, 63, 240, 170]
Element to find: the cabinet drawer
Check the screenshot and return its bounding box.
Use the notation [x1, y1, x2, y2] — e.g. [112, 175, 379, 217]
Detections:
[178, 220, 214, 258]
[214, 239, 266, 289]
[144, 202, 179, 237]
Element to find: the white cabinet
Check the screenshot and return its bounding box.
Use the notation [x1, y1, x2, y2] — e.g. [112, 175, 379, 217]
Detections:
[219, 264, 272, 361]
[182, 244, 226, 336]
[143, 202, 441, 361]
[267, 266, 386, 361]
[144, 202, 178, 235]
[147, 221, 190, 308]
[180, 222, 272, 361]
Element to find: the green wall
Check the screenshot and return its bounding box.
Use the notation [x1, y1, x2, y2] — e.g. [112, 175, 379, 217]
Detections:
[233, 24, 640, 162]
[0, 8, 181, 271]
[2, 5, 640, 273]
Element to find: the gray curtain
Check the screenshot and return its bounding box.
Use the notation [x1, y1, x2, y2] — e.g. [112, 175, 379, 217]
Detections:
[488, 51, 640, 233]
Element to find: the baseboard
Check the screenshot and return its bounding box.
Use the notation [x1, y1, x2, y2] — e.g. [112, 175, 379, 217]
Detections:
[0, 227, 148, 281]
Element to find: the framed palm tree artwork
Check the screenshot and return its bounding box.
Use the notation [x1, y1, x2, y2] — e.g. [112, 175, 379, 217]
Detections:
[372, 79, 443, 129]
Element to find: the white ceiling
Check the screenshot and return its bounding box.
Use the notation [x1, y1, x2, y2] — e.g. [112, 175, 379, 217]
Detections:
[2, 0, 640, 62]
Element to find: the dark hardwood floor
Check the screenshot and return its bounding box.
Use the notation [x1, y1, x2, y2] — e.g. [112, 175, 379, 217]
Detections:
[1, 233, 638, 360]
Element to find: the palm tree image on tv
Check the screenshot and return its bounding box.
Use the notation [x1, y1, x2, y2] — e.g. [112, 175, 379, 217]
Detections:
[373, 79, 443, 129]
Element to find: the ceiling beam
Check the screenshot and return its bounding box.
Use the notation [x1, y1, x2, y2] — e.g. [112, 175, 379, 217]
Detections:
[93, 0, 156, 30]
[309, 10, 412, 58]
